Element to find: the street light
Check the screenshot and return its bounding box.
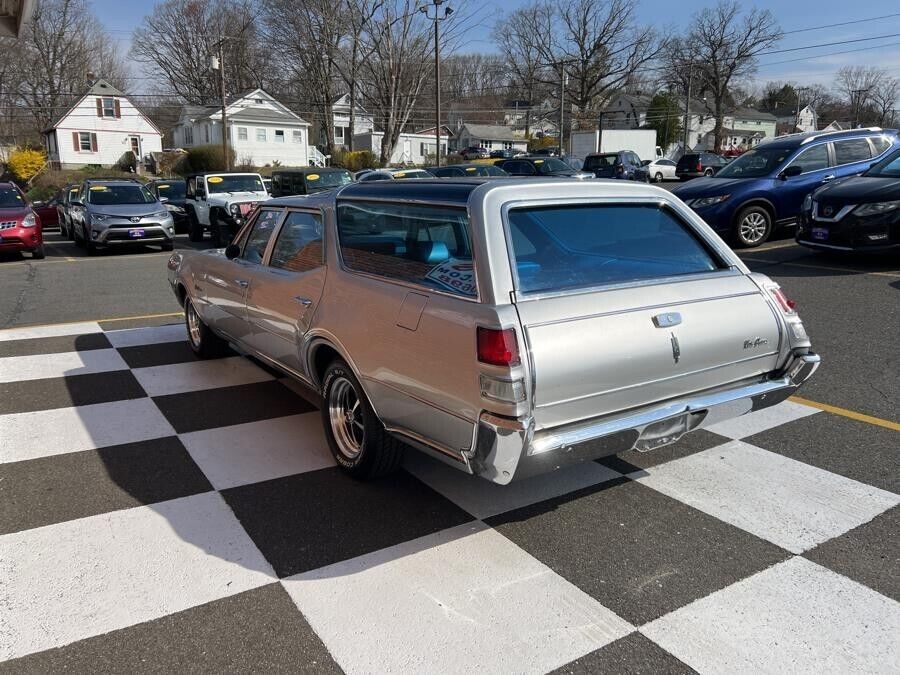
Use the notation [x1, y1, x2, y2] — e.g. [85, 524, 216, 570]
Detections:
[420, 1, 452, 167]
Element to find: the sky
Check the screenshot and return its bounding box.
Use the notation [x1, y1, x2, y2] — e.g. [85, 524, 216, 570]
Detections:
[90, 0, 900, 94]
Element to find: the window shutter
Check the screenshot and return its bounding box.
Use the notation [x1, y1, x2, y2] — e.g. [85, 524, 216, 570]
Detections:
[72, 132, 80, 151]
[114, 99, 121, 118]
[96, 98, 103, 117]
[90, 133, 98, 152]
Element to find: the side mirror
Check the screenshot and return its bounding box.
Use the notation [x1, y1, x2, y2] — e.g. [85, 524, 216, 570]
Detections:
[159, 196, 169, 204]
[780, 165, 803, 179]
[224, 244, 240, 260]
[32, 200, 45, 207]
[70, 200, 83, 207]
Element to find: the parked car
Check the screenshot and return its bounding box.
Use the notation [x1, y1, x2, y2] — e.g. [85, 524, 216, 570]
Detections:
[57, 183, 82, 239]
[148, 179, 188, 233]
[797, 144, 900, 253]
[636, 158, 678, 183]
[489, 149, 515, 159]
[184, 172, 270, 246]
[497, 156, 594, 179]
[69, 179, 175, 255]
[460, 146, 490, 160]
[167, 178, 818, 483]
[427, 164, 509, 177]
[676, 152, 730, 180]
[270, 167, 354, 197]
[263, 178, 273, 194]
[31, 195, 60, 230]
[583, 151, 644, 180]
[532, 146, 560, 156]
[0, 182, 44, 259]
[356, 168, 434, 182]
[673, 128, 899, 247]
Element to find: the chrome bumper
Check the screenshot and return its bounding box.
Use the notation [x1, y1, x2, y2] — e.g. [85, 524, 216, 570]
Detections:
[471, 351, 820, 485]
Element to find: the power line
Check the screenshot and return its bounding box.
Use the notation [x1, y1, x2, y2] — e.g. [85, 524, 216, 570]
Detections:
[782, 13, 900, 35]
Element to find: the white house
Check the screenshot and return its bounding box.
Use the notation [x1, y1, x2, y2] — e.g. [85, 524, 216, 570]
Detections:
[353, 131, 449, 165]
[43, 79, 163, 171]
[602, 94, 654, 129]
[318, 94, 375, 149]
[454, 124, 528, 154]
[775, 105, 818, 133]
[172, 89, 320, 167]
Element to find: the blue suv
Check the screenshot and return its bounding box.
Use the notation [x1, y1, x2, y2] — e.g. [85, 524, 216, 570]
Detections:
[672, 128, 899, 247]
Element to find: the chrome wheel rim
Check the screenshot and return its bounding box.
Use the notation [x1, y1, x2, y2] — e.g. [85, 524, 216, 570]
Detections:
[655, 173, 663, 182]
[328, 377, 365, 460]
[740, 212, 768, 244]
[186, 302, 202, 349]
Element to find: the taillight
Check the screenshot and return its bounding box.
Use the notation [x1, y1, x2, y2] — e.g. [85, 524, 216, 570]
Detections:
[477, 327, 520, 367]
[768, 286, 797, 314]
[696, 162, 703, 172]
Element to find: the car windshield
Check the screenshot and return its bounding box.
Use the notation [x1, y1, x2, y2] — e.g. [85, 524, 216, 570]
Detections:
[716, 147, 792, 178]
[534, 158, 572, 174]
[459, 165, 507, 176]
[0, 187, 24, 208]
[206, 174, 265, 193]
[87, 185, 156, 205]
[306, 171, 353, 189]
[154, 182, 186, 199]
[583, 155, 618, 170]
[864, 147, 900, 177]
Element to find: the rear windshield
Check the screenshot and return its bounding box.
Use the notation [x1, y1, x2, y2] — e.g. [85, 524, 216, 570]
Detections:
[87, 185, 156, 205]
[155, 182, 186, 199]
[676, 154, 700, 167]
[584, 154, 620, 170]
[506, 204, 721, 294]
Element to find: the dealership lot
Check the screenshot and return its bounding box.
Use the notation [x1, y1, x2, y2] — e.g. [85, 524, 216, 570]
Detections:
[1, 232, 898, 672]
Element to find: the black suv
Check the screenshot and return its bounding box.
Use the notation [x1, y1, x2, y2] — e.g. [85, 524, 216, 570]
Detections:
[676, 152, 730, 180]
[496, 156, 593, 179]
[583, 151, 643, 179]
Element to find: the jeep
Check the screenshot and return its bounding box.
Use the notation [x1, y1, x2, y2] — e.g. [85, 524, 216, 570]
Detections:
[184, 172, 269, 246]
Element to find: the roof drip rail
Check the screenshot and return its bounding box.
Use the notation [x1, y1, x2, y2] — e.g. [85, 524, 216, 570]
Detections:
[799, 127, 884, 145]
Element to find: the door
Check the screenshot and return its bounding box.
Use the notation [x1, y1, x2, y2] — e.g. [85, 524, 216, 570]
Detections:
[776, 142, 832, 218]
[129, 136, 141, 163]
[189, 177, 210, 224]
[202, 207, 282, 341]
[244, 210, 327, 374]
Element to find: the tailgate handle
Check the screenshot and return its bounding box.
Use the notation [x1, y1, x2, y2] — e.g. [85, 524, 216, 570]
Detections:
[652, 312, 682, 328]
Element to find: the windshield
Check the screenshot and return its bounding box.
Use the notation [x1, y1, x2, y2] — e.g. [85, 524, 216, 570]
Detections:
[206, 174, 265, 193]
[534, 158, 572, 174]
[865, 147, 900, 177]
[87, 185, 156, 205]
[716, 147, 792, 178]
[584, 154, 619, 170]
[0, 187, 25, 208]
[155, 182, 186, 199]
[307, 171, 353, 189]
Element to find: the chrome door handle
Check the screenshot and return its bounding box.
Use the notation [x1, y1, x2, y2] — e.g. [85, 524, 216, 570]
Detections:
[822, 174, 835, 182]
[292, 296, 312, 307]
[235, 279, 249, 288]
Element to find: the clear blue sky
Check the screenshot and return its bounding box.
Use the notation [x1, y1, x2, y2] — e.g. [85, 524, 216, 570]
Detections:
[91, 0, 900, 93]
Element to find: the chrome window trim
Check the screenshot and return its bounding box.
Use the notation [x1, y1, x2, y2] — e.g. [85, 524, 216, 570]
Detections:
[264, 206, 327, 271]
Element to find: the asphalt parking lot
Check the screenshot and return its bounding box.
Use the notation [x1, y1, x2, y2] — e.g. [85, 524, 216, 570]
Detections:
[1, 227, 898, 672]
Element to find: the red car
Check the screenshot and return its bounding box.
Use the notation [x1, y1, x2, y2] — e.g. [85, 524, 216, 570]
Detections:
[0, 182, 44, 259]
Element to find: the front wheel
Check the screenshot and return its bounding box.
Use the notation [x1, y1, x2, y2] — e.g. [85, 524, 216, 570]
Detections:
[210, 212, 230, 248]
[321, 359, 404, 479]
[654, 172, 664, 183]
[187, 209, 203, 242]
[31, 244, 45, 260]
[733, 205, 773, 248]
[185, 297, 228, 358]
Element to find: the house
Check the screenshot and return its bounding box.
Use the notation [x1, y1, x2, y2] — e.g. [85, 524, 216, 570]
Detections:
[774, 105, 818, 133]
[820, 120, 843, 132]
[454, 124, 528, 154]
[172, 89, 319, 167]
[415, 125, 456, 154]
[317, 94, 374, 149]
[602, 94, 654, 129]
[353, 131, 449, 166]
[43, 79, 163, 171]
[716, 109, 778, 152]
[0, 0, 36, 37]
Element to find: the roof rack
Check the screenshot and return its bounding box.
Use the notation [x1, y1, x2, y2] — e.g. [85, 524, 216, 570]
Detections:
[83, 176, 142, 183]
[758, 127, 885, 147]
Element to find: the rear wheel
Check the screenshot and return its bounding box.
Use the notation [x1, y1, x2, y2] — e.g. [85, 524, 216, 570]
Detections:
[185, 297, 228, 358]
[704, 168, 714, 177]
[733, 205, 773, 248]
[654, 172, 663, 183]
[321, 359, 404, 479]
[187, 208, 203, 242]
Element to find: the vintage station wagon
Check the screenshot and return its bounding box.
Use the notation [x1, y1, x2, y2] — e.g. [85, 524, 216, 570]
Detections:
[167, 179, 819, 484]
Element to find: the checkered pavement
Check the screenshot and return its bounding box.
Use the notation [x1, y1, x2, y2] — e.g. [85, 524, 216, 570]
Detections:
[1, 319, 898, 673]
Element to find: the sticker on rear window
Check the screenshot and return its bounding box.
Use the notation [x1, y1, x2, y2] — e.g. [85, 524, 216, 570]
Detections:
[394, 172, 407, 178]
[425, 259, 476, 296]
[465, 167, 477, 172]
[534, 159, 544, 164]
[158, 184, 170, 189]
[207, 176, 223, 183]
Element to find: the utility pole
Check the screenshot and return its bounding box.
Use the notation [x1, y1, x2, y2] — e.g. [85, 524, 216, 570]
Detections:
[683, 63, 693, 152]
[421, 1, 452, 166]
[558, 66, 567, 156]
[210, 36, 235, 171]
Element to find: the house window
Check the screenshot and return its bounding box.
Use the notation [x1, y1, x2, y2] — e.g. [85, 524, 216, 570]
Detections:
[79, 132, 92, 151]
[293, 130, 303, 143]
[335, 126, 345, 142]
[256, 128, 267, 142]
[184, 127, 193, 144]
[275, 130, 285, 143]
[102, 97, 116, 118]
[480, 141, 493, 149]
[238, 127, 248, 141]
[503, 142, 513, 150]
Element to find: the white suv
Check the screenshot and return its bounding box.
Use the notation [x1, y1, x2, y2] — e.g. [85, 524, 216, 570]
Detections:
[185, 172, 269, 246]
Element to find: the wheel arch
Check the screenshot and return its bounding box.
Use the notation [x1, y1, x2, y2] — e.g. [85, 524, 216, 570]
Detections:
[733, 197, 777, 224]
[305, 335, 379, 413]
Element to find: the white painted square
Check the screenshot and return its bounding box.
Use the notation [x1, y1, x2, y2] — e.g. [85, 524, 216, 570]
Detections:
[0, 492, 276, 661]
[179, 413, 333, 490]
[642, 557, 900, 674]
[633, 441, 900, 554]
[0, 398, 175, 464]
[0, 321, 102, 342]
[282, 522, 633, 675]
[705, 400, 819, 439]
[0, 348, 128, 384]
[104, 322, 187, 348]
[131, 356, 273, 397]
[405, 452, 621, 519]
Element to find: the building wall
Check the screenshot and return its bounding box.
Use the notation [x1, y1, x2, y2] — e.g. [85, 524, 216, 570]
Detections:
[174, 119, 310, 167]
[455, 130, 528, 153]
[354, 132, 449, 165]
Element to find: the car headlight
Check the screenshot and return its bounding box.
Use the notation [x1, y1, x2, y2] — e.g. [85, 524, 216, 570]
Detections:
[22, 212, 36, 227]
[91, 213, 108, 222]
[852, 200, 900, 217]
[690, 194, 731, 208]
[802, 193, 813, 212]
[152, 211, 169, 219]
[166, 204, 185, 214]
[229, 203, 240, 215]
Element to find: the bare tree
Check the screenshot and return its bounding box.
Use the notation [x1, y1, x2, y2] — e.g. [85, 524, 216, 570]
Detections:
[668, 1, 781, 151]
[835, 66, 892, 126]
[335, 0, 383, 151]
[870, 75, 900, 126]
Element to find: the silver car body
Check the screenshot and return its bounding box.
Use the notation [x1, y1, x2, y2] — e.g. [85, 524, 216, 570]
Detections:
[168, 179, 818, 484]
[71, 180, 175, 247]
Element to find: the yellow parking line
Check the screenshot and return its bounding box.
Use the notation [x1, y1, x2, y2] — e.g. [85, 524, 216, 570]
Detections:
[1, 311, 183, 332]
[747, 257, 900, 279]
[789, 395, 900, 432]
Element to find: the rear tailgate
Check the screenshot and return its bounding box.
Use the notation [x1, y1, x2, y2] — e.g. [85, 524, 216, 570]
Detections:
[517, 275, 781, 429]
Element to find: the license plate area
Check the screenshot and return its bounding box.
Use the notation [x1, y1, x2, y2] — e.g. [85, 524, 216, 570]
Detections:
[811, 227, 828, 241]
[634, 410, 707, 452]
[128, 228, 145, 238]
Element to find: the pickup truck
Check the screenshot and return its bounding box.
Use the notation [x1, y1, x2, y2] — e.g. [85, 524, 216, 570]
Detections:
[167, 179, 819, 484]
[184, 172, 270, 246]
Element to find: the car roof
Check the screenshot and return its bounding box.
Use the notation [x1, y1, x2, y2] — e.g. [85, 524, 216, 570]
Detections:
[187, 171, 261, 178]
[272, 167, 348, 174]
[83, 179, 144, 186]
[758, 127, 894, 150]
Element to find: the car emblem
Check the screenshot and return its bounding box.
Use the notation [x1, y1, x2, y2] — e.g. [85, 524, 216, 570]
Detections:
[743, 337, 769, 349]
[130, 216, 141, 223]
[822, 206, 833, 217]
[670, 332, 681, 364]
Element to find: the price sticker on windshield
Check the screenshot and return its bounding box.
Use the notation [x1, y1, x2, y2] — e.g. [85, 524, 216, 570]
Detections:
[307, 174, 320, 181]
[426, 259, 476, 297]
[207, 176, 224, 184]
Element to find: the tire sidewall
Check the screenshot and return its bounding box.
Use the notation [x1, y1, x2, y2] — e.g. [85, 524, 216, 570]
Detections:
[321, 361, 376, 473]
[734, 206, 772, 248]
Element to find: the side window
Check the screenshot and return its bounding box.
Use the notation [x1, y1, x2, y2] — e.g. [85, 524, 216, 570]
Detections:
[336, 200, 476, 298]
[241, 209, 281, 264]
[269, 211, 324, 273]
[870, 136, 891, 156]
[833, 139, 872, 165]
[785, 144, 830, 174]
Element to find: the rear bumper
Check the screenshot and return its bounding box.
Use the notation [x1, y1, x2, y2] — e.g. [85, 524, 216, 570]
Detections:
[470, 351, 820, 485]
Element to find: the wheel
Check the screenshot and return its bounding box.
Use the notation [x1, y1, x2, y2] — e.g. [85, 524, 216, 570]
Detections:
[210, 212, 230, 247]
[187, 209, 203, 242]
[185, 297, 228, 358]
[733, 205, 773, 248]
[31, 244, 45, 260]
[654, 172, 664, 183]
[321, 359, 404, 479]
[73, 223, 85, 247]
[85, 235, 98, 256]
[161, 240, 174, 252]
[704, 168, 714, 177]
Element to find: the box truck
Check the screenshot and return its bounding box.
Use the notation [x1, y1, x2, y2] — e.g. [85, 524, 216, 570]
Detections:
[570, 129, 662, 162]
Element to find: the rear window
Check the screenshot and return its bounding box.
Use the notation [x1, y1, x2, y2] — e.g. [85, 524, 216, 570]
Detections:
[584, 154, 619, 170]
[506, 204, 722, 294]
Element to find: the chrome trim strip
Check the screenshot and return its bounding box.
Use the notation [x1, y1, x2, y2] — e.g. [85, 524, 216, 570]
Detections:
[811, 202, 855, 222]
[383, 425, 469, 464]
